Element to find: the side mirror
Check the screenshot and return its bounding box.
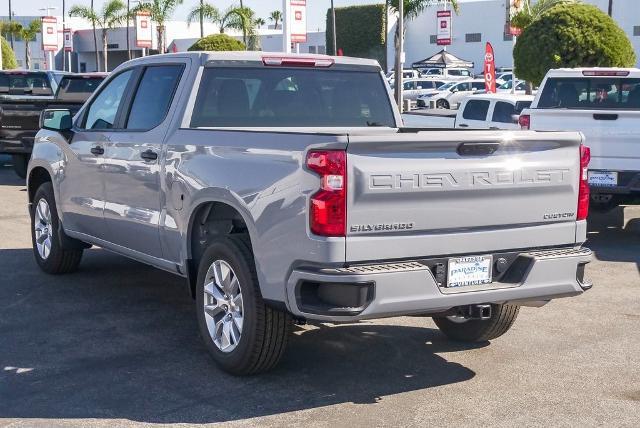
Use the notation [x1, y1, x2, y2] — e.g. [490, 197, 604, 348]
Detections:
[451, 88, 458, 93]
[40, 109, 73, 132]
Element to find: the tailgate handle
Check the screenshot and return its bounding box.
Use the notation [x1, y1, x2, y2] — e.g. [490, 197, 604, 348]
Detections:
[593, 114, 618, 121]
[457, 142, 500, 156]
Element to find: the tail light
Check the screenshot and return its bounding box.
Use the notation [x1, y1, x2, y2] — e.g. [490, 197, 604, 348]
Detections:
[306, 150, 346, 237]
[577, 144, 591, 220]
[519, 114, 530, 130]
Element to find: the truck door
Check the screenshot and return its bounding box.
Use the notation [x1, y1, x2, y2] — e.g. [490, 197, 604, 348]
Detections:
[59, 68, 136, 240]
[456, 99, 490, 129]
[101, 63, 185, 259]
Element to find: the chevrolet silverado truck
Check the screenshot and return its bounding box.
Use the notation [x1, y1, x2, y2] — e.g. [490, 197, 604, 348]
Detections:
[0, 73, 106, 178]
[27, 52, 593, 375]
[521, 68, 640, 210]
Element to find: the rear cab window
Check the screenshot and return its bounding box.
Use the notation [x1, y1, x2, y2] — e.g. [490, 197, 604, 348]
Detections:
[0, 72, 53, 96]
[190, 65, 396, 128]
[462, 100, 490, 121]
[538, 77, 640, 109]
[56, 76, 105, 101]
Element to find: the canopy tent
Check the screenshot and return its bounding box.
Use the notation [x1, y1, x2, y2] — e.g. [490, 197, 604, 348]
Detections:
[411, 49, 474, 69]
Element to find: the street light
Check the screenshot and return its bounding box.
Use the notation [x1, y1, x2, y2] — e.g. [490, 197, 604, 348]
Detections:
[330, 0, 336, 55]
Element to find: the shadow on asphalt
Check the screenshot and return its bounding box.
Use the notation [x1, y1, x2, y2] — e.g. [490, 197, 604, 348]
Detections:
[0, 157, 25, 187]
[0, 247, 478, 423]
[586, 206, 640, 271]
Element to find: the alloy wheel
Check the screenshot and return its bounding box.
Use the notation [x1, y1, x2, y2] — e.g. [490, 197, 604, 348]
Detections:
[34, 198, 53, 260]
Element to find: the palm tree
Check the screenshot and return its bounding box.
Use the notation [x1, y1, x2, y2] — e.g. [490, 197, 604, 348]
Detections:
[268, 10, 281, 29]
[91, 0, 99, 72]
[510, 0, 580, 29]
[607, 0, 612, 16]
[132, 0, 183, 54]
[254, 18, 265, 28]
[4, 20, 40, 69]
[70, 0, 128, 72]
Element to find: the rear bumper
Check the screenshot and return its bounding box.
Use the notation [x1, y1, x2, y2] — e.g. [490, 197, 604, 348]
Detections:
[286, 247, 592, 322]
[0, 135, 35, 154]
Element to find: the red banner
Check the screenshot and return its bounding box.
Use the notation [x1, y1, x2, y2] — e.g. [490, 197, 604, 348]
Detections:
[484, 42, 496, 94]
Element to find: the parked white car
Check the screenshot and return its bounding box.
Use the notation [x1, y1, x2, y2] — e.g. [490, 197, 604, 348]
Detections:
[400, 78, 450, 100]
[386, 69, 421, 87]
[404, 93, 534, 129]
[416, 79, 487, 109]
[521, 67, 640, 209]
[419, 67, 474, 80]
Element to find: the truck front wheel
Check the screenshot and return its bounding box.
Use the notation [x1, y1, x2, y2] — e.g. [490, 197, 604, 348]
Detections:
[195, 236, 291, 375]
[433, 304, 519, 342]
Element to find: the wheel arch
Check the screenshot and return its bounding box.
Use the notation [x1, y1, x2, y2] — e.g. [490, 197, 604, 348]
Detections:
[27, 166, 53, 204]
[184, 197, 257, 298]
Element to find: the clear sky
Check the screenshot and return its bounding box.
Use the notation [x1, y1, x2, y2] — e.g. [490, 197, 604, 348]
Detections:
[2, 0, 476, 33]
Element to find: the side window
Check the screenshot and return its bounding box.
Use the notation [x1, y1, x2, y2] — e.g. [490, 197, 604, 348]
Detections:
[403, 81, 414, 90]
[461, 70, 471, 77]
[471, 81, 486, 90]
[462, 100, 490, 121]
[126, 65, 183, 130]
[448, 70, 461, 76]
[492, 101, 517, 123]
[83, 70, 134, 130]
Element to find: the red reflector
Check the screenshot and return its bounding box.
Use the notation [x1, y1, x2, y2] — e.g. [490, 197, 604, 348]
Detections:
[582, 70, 630, 77]
[262, 57, 334, 68]
[306, 150, 346, 237]
[519, 114, 530, 130]
[577, 144, 591, 220]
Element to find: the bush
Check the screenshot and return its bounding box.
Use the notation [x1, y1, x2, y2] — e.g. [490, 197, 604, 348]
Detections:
[514, 4, 636, 85]
[1, 36, 18, 69]
[188, 34, 246, 52]
[326, 4, 386, 69]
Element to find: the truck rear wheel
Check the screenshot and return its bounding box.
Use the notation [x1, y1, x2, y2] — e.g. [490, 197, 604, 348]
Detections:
[433, 304, 519, 342]
[31, 182, 83, 274]
[12, 154, 28, 179]
[195, 236, 291, 375]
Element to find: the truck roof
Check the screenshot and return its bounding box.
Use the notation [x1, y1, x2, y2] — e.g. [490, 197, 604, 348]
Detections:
[467, 93, 534, 102]
[545, 67, 640, 78]
[117, 51, 382, 70]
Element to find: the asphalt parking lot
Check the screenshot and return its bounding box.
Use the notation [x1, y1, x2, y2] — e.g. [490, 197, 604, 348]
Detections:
[0, 156, 638, 427]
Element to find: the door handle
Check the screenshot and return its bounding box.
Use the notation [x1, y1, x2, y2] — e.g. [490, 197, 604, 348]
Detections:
[489, 126, 500, 130]
[90, 146, 104, 156]
[458, 123, 469, 128]
[140, 149, 158, 161]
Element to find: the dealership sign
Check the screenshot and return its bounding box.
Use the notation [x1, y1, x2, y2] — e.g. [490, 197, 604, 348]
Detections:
[436, 10, 452, 45]
[508, 0, 524, 36]
[63, 28, 73, 52]
[484, 42, 496, 93]
[135, 11, 153, 48]
[290, 0, 307, 43]
[41, 17, 58, 51]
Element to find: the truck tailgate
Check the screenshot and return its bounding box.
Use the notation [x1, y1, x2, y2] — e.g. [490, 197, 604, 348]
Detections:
[527, 109, 640, 171]
[345, 130, 582, 262]
[0, 101, 47, 134]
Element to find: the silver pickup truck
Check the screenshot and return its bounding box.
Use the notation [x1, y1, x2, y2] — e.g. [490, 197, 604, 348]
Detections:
[27, 52, 592, 375]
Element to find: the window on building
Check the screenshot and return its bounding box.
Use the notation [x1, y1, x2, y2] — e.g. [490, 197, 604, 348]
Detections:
[318, 46, 326, 54]
[107, 43, 119, 49]
[308, 46, 317, 54]
[634, 26, 640, 36]
[465, 33, 482, 43]
[429, 35, 437, 44]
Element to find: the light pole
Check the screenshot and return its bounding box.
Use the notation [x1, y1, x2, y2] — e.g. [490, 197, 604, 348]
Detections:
[62, 0, 66, 71]
[394, 0, 404, 111]
[330, 0, 336, 55]
[127, 0, 131, 60]
[8, 0, 13, 49]
[199, 0, 203, 38]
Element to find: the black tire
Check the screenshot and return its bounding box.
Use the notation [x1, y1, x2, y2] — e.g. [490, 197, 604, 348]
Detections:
[196, 236, 291, 375]
[31, 182, 83, 274]
[12, 154, 28, 179]
[436, 99, 450, 109]
[433, 304, 519, 342]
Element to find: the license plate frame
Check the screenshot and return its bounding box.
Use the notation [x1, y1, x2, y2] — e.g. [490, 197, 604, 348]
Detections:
[447, 255, 493, 288]
[588, 171, 618, 187]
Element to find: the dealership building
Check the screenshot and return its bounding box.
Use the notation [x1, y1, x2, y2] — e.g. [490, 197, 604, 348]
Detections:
[389, 0, 640, 73]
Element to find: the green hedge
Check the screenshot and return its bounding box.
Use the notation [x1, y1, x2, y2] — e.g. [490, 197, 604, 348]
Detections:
[1, 36, 17, 69]
[514, 4, 636, 85]
[188, 34, 246, 52]
[326, 4, 386, 69]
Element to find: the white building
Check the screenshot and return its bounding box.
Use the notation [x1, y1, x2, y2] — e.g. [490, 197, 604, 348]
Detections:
[389, 0, 640, 73]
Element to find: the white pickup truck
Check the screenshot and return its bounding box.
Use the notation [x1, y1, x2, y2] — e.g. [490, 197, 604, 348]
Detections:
[521, 68, 640, 209]
[403, 93, 533, 129]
